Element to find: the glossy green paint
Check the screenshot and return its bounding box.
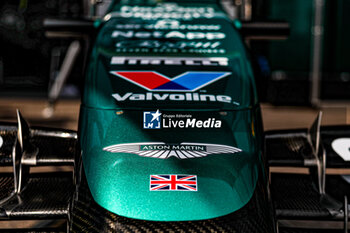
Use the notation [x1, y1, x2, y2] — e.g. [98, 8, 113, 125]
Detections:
[80, 0, 262, 221]
[80, 108, 260, 221]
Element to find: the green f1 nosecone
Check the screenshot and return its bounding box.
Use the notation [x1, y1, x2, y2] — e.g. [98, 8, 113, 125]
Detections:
[80, 1, 261, 221]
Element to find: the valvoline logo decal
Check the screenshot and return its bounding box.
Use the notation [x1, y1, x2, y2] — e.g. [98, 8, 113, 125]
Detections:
[110, 71, 231, 92]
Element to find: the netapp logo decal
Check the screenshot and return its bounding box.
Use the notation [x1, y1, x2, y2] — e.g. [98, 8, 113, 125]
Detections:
[111, 57, 228, 66]
[111, 30, 225, 40]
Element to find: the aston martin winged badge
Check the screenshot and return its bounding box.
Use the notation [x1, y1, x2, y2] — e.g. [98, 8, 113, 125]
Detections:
[103, 142, 242, 159]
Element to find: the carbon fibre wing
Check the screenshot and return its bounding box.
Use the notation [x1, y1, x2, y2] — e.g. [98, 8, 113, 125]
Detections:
[266, 112, 350, 233]
[0, 111, 77, 232]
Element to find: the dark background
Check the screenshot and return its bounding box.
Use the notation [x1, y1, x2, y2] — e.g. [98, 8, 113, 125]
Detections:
[0, 0, 349, 104]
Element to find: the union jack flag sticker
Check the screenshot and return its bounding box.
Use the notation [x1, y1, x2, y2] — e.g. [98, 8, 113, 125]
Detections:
[150, 175, 197, 191]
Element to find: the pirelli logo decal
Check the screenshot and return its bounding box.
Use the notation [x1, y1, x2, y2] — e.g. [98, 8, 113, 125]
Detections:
[111, 56, 228, 66]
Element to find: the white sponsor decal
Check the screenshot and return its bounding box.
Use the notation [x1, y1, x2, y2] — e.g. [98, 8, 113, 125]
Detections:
[103, 142, 242, 159]
[143, 110, 222, 129]
[115, 40, 222, 49]
[143, 110, 162, 129]
[111, 56, 228, 66]
[120, 4, 215, 14]
[112, 92, 235, 104]
[163, 117, 221, 129]
[111, 30, 226, 40]
[115, 47, 226, 55]
[113, 4, 217, 20]
[0, 136, 2, 149]
[115, 20, 221, 31]
[150, 19, 220, 30]
[331, 138, 350, 161]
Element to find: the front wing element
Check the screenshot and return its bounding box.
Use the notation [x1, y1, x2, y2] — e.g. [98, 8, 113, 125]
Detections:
[0, 111, 77, 232]
[266, 112, 350, 232]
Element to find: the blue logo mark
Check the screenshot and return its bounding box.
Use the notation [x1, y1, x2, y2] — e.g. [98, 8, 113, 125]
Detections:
[143, 110, 162, 129]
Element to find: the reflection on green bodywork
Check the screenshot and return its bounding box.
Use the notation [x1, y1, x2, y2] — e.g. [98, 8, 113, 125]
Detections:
[81, 0, 263, 221]
[80, 108, 259, 221]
